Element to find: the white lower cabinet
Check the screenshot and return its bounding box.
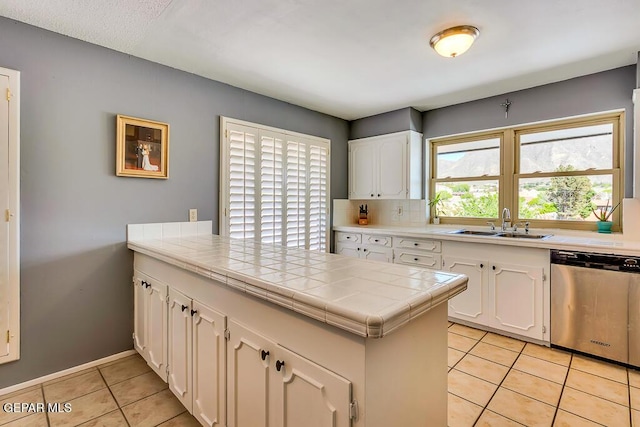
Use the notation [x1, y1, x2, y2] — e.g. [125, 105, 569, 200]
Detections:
[133, 272, 168, 381]
[227, 320, 352, 427]
[443, 242, 550, 342]
[489, 262, 545, 339]
[335, 232, 394, 262]
[168, 288, 226, 427]
[443, 257, 488, 324]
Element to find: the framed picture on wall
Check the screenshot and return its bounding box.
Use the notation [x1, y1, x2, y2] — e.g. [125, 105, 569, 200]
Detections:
[116, 115, 169, 179]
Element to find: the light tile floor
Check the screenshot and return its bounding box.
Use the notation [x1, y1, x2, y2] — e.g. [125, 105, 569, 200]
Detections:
[448, 322, 640, 427]
[0, 354, 200, 426]
[3, 325, 640, 426]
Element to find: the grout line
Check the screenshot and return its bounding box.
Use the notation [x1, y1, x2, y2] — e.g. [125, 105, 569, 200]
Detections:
[97, 367, 131, 427]
[42, 384, 51, 427]
[153, 410, 188, 426]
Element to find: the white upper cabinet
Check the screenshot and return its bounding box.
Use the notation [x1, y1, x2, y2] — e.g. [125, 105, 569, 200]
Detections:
[348, 130, 422, 200]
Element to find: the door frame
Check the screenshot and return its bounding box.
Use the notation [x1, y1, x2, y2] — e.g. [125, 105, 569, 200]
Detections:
[1, 66, 20, 364]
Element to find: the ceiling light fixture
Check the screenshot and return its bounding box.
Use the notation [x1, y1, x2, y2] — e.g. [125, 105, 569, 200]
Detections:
[429, 25, 480, 58]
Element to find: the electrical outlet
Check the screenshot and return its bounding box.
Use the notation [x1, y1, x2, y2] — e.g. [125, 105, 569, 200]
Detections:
[189, 209, 197, 222]
[397, 206, 403, 216]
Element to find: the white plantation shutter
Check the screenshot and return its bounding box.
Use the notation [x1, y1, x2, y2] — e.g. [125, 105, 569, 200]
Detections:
[309, 145, 328, 251]
[227, 125, 256, 240]
[260, 133, 284, 245]
[286, 141, 307, 248]
[221, 119, 330, 252]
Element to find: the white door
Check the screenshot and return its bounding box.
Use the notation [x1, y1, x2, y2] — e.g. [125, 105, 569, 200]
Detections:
[349, 141, 376, 199]
[227, 320, 271, 427]
[192, 300, 226, 427]
[272, 345, 352, 427]
[334, 243, 360, 258]
[377, 136, 407, 199]
[489, 263, 544, 340]
[445, 257, 488, 323]
[0, 74, 9, 358]
[362, 247, 393, 263]
[147, 280, 168, 381]
[168, 288, 192, 411]
[133, 276, 147, 354]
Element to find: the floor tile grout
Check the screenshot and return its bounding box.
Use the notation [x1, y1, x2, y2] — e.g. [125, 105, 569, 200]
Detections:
[448, 323, 636, 427]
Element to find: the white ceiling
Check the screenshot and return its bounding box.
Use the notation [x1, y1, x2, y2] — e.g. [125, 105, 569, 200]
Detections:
[1, 0, 639, 120]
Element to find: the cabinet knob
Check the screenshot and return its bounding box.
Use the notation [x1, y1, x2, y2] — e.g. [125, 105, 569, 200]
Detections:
[480, 264, 484, 269]
[261, 350, 270, 361]
[181, 305, 188, 312]
[374, 239, 379, 242]
[370, 193, 374, 197]
[414, 258, 419, 261]
[145, 282, 151, 288]
[276, 360, 285, 372]
[377, 194, 380, 197]
[363, 248, 367, 252]
[346, 236, 351, 239]
[492, 265, 496, 271]
[414, 243, 419, 246]
[190, 309, 198, 316]
[357, 248, 360, 251]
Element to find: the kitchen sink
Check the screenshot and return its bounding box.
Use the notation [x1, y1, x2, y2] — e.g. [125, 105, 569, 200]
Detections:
[495, 232, 552, 239]
[448, 229, 552, 239]
[448, 229, 500, 236]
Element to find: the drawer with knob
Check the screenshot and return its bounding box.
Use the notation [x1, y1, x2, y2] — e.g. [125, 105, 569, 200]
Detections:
[395, 251, 442, 269]
[335, 232, 362, 244]
[363, 234, 392, 247]
[394, 237, 441, 252]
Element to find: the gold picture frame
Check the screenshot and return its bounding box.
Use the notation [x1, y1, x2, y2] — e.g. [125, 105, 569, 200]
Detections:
[116, 115, 169, 179]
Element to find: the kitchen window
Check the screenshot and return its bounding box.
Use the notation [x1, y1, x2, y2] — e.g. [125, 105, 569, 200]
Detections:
[220, 117, 330, 251]
[429, 112, 624, 231]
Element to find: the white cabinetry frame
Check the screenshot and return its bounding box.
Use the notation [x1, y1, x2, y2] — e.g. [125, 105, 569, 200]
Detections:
[168, 288, 226, 427]
[133, 272, 168, 381]
[0, 66, 19, 365]
[348, 130, 422, 200]
[132, 251, 449, 427]
[443, 241, 550, 343]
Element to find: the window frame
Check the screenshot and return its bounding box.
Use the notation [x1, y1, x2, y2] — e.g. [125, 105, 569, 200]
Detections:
[429, 111, 624, 231]
[219, 116, 331, 251]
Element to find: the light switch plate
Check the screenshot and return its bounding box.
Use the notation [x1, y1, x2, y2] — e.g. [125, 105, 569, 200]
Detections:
[189, 209, 197, 222]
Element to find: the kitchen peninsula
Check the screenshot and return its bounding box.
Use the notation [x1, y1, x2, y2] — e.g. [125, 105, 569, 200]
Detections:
[127, 221, 468, 427]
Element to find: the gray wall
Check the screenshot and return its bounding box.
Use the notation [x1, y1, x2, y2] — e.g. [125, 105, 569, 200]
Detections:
[423, 66, 636, 198]
[0, 17, 349, 388]
[349, 107, 422, 139]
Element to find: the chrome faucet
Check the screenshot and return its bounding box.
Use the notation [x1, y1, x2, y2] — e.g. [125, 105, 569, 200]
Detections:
[501, 208, 511, 231]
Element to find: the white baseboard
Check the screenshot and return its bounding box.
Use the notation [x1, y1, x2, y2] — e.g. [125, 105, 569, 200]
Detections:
[0, 349, 137, 397]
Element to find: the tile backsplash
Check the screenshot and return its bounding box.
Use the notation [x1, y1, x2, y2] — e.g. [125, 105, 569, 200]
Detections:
[333, 199, 427, 226]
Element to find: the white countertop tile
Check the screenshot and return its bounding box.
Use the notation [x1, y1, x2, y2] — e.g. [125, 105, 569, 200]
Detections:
[334, 224, 640, 256]
[128, 231, 467, 338]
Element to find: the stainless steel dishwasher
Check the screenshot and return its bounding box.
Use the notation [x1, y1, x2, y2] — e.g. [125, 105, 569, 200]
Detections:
[551, 250, 640, 367]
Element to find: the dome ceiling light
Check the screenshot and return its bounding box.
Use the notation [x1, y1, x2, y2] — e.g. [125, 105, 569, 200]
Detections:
[429, 25, 480, 58]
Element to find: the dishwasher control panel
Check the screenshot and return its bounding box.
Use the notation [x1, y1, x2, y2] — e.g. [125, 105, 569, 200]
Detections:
[551, 250, 640, 272]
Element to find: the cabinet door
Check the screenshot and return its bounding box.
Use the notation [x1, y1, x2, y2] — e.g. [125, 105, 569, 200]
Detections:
[133, 276, 147, 355]
[147, 280, 168, 381]
[227, 320, 271, 427]
[377, 136, 407, 199]
[489, 263, 544, 340]
[349, 141, 376, 199]
[168, 289, 192, 411]
[334, 243, 360, 258]
[444, 257, 488, 323]
[192, 301, 226, 427]
[362, 246, 393, 263]
[271, 345, 352, 427]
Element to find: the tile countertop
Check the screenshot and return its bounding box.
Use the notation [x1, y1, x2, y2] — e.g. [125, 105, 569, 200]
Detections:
[127, 232, 468, 339]
[333, 224, 640, 256]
